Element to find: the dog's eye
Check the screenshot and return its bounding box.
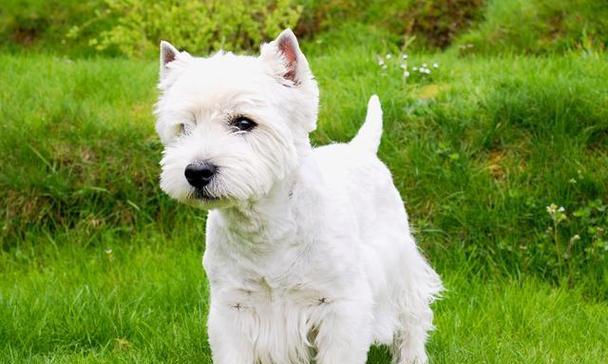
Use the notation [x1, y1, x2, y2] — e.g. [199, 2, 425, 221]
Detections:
[231, 116, 257, 132]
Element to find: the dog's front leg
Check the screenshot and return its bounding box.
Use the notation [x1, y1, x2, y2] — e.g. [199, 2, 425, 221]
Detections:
[313, 297, 374, 364]
[207, 304, 255, 364]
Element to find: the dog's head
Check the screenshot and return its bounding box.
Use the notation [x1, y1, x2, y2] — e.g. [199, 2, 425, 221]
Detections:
[154, 29, 319, 209]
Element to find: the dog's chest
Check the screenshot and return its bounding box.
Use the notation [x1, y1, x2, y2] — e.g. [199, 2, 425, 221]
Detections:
[215, 261, 332, 311]
[206, 215, 337, 308]
[219, 274, 330, 361]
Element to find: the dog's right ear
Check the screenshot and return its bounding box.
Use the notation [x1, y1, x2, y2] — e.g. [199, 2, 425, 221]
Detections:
[160, 41, 178, 80]
[160, 41, 191, 81]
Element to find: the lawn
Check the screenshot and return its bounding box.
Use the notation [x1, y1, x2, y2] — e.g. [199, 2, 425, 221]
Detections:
[2, 237, 607, 363]
[1, 27, 608, 363]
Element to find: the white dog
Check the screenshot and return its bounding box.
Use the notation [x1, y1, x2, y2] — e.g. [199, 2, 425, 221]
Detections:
[155, 28, 442, 364]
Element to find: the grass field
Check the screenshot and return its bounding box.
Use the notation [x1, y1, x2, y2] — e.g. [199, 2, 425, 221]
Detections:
[2, 238, 607, 363]
[1, 27, 608, 362]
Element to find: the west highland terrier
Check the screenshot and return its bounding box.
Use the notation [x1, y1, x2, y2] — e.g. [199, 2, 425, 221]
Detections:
[154, 28, 443, 364]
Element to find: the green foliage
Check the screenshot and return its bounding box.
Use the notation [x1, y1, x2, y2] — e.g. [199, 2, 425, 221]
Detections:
[398, 0, 485, 49]
[457, 0, 608, 54]
[2, 0, 607, 56]
[297, 0, 484, 50]
[542, 200, 608, 285]
[0, 0, 104, 54]
[68, 0, 302, 57]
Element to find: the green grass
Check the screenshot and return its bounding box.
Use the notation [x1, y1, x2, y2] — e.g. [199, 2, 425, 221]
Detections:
[2, 237, 607, 363]
[457, 0, 608, 55]
[1, 28, 608, 362]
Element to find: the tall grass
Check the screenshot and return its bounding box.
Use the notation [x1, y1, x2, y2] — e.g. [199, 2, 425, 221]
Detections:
[457, 0, 608, 54]
[2, 34, 608, 292]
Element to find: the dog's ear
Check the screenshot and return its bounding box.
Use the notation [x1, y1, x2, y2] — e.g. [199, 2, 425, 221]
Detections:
[160, 41, 179, 80]
[260, 29, 311, 85]
[160, 41, 191, 81]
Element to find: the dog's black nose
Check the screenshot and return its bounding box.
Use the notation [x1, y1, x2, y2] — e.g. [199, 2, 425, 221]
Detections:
[185, 162, 216, 188]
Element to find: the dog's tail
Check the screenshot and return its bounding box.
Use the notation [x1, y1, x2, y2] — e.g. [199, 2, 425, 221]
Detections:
[350, 95, 383, 154]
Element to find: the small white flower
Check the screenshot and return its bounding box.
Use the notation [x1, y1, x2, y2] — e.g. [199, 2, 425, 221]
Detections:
[432, 62, 439, 68]
[402, 54, 408, 60]
[381, 64, 388, 70]
[400, 63, 407, 69]
[378, 59, 385, 66]
[413, 66, 418, 71]
[569, 178, 577, 184]
[386, 53, 392, 59]
[558, 206, 565, 212]
[105, 248, 112, 254]
[403, 71, 410, 78]
[422, 63, 428, 68]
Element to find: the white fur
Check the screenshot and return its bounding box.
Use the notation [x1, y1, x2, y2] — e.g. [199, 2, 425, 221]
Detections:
[155, 28, 443, 364]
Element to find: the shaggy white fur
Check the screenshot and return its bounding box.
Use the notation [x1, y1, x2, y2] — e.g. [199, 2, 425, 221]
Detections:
[155, 29, 443, 364]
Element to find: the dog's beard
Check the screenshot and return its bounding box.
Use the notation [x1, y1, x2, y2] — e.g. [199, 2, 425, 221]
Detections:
[184, 187, 234, 209]
[189, 187, 217, 201]
[181, 178, 246, 209]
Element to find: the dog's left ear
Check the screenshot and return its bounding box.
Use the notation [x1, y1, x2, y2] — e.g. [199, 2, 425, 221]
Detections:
[260, 29, 311, 85]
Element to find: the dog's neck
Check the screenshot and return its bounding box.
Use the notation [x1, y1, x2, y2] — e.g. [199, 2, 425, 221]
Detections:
[221, 174, 297, 235]
[214, 142, 318, 252]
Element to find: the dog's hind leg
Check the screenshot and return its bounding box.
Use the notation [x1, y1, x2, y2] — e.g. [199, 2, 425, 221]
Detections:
[392, 303, 433, 364]
[391, 259, 442, 364]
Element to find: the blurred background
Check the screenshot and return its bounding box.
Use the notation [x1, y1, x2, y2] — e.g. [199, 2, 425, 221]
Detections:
[1, 0, 606, 56]
[1, 1, 607, 363]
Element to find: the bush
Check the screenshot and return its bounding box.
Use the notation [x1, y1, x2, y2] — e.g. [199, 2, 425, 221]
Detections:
[0, 0, 104, 54]
[296, 0, 484, 50]
[68, 0, 302, 58]
[404, 0, 484, 48]
[3, 0, 606, 56]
